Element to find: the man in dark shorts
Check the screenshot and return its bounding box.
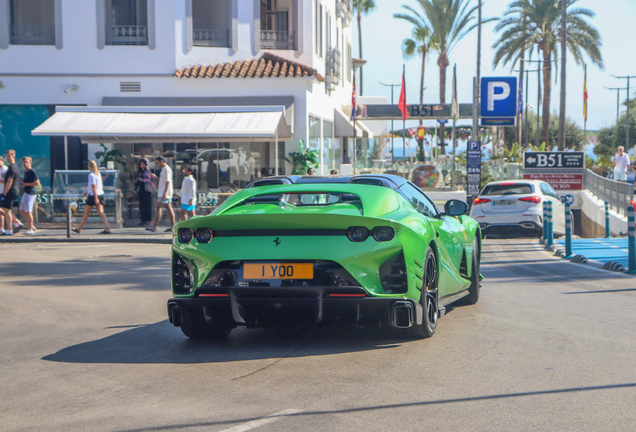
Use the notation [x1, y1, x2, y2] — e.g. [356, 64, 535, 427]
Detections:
[0, 150, 20, 235]
[20, 156, 39, 235]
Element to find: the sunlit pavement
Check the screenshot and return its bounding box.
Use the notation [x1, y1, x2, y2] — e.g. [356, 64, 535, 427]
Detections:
[1, 240, 636, 431]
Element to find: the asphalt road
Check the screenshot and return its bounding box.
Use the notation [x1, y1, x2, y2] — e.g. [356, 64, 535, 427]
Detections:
[2, 240, 636, 431]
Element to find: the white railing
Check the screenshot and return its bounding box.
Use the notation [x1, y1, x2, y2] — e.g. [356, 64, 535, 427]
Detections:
[10, 24, 55, 45]
[193, 28, 230, 47]
[106, 25, 148, 45]
[261, 30, 295, 50]
[584, 169, 634, 217]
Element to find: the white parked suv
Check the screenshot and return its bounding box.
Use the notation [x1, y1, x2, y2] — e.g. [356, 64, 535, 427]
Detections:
[469, 180, 566, 236]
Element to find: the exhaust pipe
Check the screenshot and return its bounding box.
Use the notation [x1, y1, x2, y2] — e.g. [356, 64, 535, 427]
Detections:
[167, 303, 182, 327]
[392, 301, 414, 328]
[520, 222, 536, 229]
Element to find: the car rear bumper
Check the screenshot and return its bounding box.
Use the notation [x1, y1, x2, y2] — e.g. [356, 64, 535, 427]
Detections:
[167, 287, 422, 328]
[471, 212, 543, 231]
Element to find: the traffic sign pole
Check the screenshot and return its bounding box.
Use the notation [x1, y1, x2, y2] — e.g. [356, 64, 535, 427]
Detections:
[627, 206, 636, 274]
[546, 201, 554, 249]
[564, 202, 573, 259]
[605, 201, 611, 238]
[542, 201, 548, 243]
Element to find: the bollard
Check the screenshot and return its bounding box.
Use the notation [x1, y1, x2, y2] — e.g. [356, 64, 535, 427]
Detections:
[545, 201, 554, 249]
[67, 204, 72, 239]
[564, 202, 573, 259]
[627, 206, 636, 274]
[605, 201, 611, 238]
[542, 200, 548, 243]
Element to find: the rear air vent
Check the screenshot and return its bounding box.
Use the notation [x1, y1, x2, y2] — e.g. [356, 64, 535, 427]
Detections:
[120, 81, 141, 92]
[459, 251, 468, 279]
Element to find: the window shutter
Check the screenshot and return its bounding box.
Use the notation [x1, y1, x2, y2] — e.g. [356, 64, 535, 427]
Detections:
[147, 0, 156, 50]
[96, 0, 105, 49]
[185, 0, 193, 52]
[231, 0, 238, 53]
[253, 0, 260, 53]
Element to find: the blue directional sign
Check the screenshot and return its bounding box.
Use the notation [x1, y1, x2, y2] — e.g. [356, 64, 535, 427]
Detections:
[481, 77, 518, 118]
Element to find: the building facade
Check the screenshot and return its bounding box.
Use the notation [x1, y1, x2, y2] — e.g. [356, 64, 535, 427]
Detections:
[0, 0, 367, 215]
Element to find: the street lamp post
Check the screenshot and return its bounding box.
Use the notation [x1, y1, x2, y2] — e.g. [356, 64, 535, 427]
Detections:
[557, 0, 567, 151]
[604, 86, 628, 144]
[611, 75, 636, 151]
[379, 81, 400, 164]
[519, 56, 554, 147]
[514, 60, 540, 148]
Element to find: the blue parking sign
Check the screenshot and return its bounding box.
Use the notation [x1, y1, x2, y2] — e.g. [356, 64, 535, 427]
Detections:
[481, 77, 518, 118]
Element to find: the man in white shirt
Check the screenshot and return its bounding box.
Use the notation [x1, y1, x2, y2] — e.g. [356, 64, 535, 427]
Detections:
[0, 155, 7, 233]
[177, 165, 197, 220]
[148, 156, 176, 232]
[613, 146, 630, 182]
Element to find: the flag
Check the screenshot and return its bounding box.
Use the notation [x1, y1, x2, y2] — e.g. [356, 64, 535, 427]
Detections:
[583, 67, 588, 122]
[398, 69, 409, 121]
[451, 64, 459, 122]
[350, 73, 357, 121]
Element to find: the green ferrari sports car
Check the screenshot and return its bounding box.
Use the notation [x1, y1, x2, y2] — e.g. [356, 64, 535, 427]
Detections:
[167, 174, 482, 339]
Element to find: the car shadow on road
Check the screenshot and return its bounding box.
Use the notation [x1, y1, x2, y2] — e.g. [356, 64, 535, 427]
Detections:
[0, 256, 171, 291]
[43, 320, 414, 365]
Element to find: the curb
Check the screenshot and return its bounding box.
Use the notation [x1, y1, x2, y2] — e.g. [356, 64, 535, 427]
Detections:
[0, 237, 171, 245]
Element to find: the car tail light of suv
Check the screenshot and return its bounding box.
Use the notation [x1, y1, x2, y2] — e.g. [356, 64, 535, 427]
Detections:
[473, 197, 491, 205]
[518, 196, 542, 204]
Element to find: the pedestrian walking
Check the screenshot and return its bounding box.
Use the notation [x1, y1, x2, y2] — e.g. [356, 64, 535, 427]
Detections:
[72, 160, 111, 234]
[19, 157, 39, 235]
[0, 150, 21, 235]
[136, 158, 153, 226]
[0, 155, 7, 233]
[177, 165, 197, 220]
[613, 146, 630, 182]
[147, 156, 175, 232]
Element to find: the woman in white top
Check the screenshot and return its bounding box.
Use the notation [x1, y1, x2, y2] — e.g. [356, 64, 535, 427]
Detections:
[73, 160, 111, 234]
[177, 165, 197, 220]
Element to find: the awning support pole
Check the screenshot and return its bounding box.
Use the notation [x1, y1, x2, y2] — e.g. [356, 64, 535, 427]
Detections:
[64, 135, 68, 170]
[275, 129, 279, 176]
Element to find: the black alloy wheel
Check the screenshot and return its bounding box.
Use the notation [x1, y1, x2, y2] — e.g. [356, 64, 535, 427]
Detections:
[400, 247, 438, 339]
[462, 238, 481, 305]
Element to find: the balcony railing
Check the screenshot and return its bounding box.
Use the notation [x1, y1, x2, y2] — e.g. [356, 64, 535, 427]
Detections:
[193, 28, 230, 47]
[338, 0, 353, 11]
[10, 24, 55, 45]
[261, 30, 295, 50]
[326, 48, 342, 79]
[106, 25, 148, 46]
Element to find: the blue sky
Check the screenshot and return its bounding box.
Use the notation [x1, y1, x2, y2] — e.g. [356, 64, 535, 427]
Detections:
[353, 0, 636, 132]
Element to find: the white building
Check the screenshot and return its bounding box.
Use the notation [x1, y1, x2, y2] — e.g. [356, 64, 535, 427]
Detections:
[0, 0, 371, 199]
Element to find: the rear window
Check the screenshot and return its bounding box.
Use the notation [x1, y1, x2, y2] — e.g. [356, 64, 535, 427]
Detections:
[244, 192, 362, 207]
[482, 183, 534, 196]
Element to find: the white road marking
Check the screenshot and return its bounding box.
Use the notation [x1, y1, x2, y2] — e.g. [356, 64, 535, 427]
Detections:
[219, 409, 303, 432]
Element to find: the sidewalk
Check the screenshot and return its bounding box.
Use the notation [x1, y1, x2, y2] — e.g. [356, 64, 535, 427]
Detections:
[0, 227, 172, 244]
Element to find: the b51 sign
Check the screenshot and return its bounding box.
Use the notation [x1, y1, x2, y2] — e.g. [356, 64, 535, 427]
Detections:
[524, 152, 585, 169]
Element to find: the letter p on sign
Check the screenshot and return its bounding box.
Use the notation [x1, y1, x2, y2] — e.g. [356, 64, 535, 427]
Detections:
[481, 77, 517, 118]
[487, 81, 510, 111]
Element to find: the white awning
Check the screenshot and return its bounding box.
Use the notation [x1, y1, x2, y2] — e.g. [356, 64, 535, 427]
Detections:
[334, 108, 373, 139]
[32, 106, 291, 143]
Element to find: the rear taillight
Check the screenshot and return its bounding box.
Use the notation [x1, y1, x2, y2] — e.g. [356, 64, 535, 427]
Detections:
[518, 196, 542, 204]
[473, 198, 491, 205]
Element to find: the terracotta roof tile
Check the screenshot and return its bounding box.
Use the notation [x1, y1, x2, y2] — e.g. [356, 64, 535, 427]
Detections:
[174, 52, 323, 82]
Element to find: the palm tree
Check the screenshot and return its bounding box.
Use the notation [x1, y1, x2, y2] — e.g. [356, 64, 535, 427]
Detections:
[394, 7, 434, 126]
[493, 0, 603, 148]
[407, 0, 483, 153]
[353, 0, 376, 96]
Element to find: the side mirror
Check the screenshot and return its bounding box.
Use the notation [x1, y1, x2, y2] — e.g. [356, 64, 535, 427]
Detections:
[444, 199, 468, 216]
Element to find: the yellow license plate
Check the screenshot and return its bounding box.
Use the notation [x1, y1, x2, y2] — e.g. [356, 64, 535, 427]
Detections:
[243, 263, 314, 280]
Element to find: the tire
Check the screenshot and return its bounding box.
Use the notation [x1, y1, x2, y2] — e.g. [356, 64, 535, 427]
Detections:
[463, 238, 481, 305]
[180, 309, 232, 340]
[399, 247, 438, 339]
